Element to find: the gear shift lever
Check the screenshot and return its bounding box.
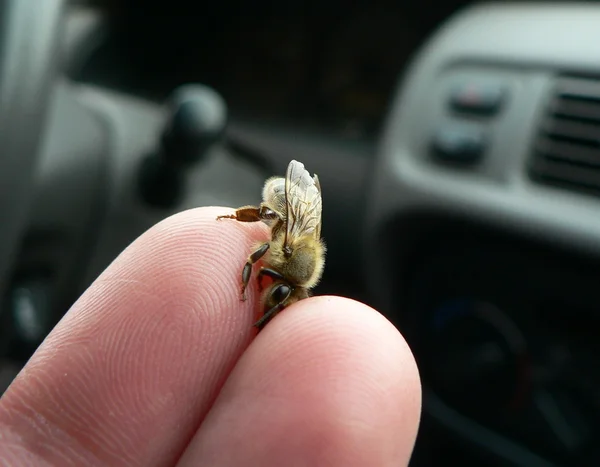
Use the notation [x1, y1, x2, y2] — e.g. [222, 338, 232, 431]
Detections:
[139, 84, 227, 208]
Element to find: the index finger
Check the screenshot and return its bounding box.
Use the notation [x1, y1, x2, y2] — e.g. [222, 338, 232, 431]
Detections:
[0, 207, 267, 466]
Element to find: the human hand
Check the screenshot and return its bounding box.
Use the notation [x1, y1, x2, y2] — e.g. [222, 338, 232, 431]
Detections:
[0, 207, 421, 466]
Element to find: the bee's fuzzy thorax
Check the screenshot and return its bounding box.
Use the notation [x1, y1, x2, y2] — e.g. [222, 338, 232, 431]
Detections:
[266, 233, 325, 289]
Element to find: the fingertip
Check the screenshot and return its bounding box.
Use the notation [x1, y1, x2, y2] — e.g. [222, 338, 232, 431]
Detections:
[180, 294, 422, 466]
[0, 206, 273, 466]
[255, 294, 421, 394]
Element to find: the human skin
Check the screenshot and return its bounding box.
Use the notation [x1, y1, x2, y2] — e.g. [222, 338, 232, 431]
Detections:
[0, 206, 421, 466]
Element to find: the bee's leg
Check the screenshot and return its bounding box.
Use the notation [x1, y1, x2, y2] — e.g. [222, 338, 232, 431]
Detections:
[254, 302, 285, 331]
[254, 282, 293, 330]
[240, 242, 270, 301]
[257, 267, 285, 292]
[216, 205, 260, 222]
[217, 204, 280, 222]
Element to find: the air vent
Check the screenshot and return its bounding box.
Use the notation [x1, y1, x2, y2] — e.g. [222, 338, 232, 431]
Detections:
[530, 77, 600, 195]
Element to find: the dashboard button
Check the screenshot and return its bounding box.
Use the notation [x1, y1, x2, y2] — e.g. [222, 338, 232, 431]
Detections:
[449, 82, 505, 116]
[431, 124, 486, 164]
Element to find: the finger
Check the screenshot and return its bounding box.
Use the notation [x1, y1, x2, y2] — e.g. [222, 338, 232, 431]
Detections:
[178, 296, 422, 467]
[0, 206, 269, 466]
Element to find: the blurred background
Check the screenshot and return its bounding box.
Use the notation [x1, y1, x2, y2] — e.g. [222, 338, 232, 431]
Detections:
[1, 0, 600, 465]
[74, 0, 462, 139]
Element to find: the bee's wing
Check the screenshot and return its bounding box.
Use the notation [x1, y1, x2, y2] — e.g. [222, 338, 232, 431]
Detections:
[284, 160, 323, 246]
[313, 173, 322, 239]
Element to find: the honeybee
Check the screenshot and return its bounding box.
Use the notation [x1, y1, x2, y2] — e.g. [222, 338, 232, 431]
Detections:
[216, 160, 325, 330]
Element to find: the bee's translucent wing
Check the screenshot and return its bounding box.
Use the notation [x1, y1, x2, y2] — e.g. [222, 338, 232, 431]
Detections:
[313, 173, 322, 239]
[284, 160, 323, 247]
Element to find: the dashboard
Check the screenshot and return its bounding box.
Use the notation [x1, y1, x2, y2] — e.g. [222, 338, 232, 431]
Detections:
[2, 1, 600, 466]
[366, 3, 600, 466]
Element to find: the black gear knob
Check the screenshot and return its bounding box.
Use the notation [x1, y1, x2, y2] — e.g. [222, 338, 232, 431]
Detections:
[161, 84, 227, 167]
[139, 84, 227, 208]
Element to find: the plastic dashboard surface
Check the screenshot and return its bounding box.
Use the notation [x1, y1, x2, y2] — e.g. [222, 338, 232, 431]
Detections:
[368, 2, 600, 258]
[366, 3, 600, 467]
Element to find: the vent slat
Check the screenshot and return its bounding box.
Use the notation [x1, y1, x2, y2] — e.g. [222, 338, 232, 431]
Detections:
[536, 138, 600, 168]
[555, 78, 600, 100]
[541, 119, 600, 145]
[530, 157, 600, 189]
[556, 92, 600, 104]
[530, 77, 600, 195]
[550, 99, 600, 124]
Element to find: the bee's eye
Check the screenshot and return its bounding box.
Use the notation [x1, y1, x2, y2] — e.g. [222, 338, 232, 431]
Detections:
[272, 283, 291, 303]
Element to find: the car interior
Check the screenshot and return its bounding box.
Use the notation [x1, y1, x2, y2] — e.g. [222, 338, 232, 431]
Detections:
[1, 0, 600, 465]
